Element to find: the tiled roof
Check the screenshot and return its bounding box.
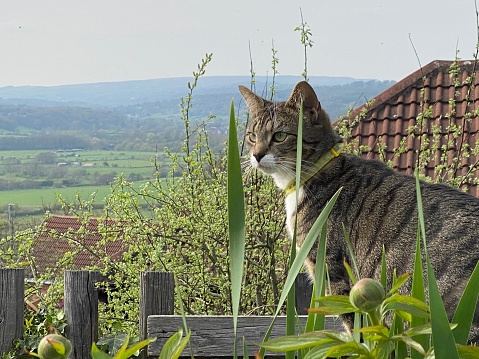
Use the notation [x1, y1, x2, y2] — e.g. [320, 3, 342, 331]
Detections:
[33, 215, 127, 276]
[337, 60, 479, 196]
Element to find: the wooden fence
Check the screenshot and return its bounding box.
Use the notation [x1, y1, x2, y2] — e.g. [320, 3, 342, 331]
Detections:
[0, 269, 343, 358]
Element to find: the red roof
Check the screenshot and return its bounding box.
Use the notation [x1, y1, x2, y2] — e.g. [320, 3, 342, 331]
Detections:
[337, 60, 479, 196]
[33, 215, 127, 276]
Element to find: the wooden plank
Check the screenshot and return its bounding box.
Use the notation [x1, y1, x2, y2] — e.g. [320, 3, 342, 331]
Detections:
[147, 315, 344, 357]
[0, 268, 24, 354]
[64, 270, 100, 359]
[139, 271, 174, 359]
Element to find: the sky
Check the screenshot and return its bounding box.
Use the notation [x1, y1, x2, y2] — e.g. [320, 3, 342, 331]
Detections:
[0, 0, 478, 87]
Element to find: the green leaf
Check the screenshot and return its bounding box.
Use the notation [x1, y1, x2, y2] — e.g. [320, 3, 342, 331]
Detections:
[158, 328, 191, 359]
[310, 295, 358, 315]
[277, 188, 342, 316]
[306, 279, 326, 333]
[342, 223, 359, 283]
[411, 225, 428, 358]
[259, 186, 343, 358]
[393, 334, 426, 356]
[91, 342, 114, 359]
[227, 99, 246, 357]
[415, 171, 459, 359]
[427, 248, 459, 358]
[388, 272, 411, 295]
[242, 336, 249, 358]
[285, 99, 304, 359]
[259, 330, 351, 353]
[173, 273, 192, 358]
[452, 259, 479, 344]
[302, 341, 339, 359]
[309, 219, 328, 332]
[96, 333, 129, 356]
[342, 258, 358, 286]
[457, 344, 479, 359]
[382, 294, 430, 319]
[373, 340, 395, 359]
[404, 322, 456, 338]
[380, 245, 387, 289]
[112, 334, 130, 359]
[118, 338, 156, 359]
[355, 324, 390, 339]
[390, 313, 408, 359]
[324, 341, 370, 357]
[259, 332, 335, 352]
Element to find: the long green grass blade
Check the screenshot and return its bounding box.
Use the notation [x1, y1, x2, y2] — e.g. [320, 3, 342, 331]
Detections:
[158, 329, 191, 359]
[173, 273, 194, 358]
[258, 188, 342, 357]
[411, 226, 428, 358]
[285, 102, 304, 359]
[277, 188, 342, 318]
[286, 240, 297, 359]
[342, 223, 360, 281]
[227, 99, 246, 358]
[452, 259, 479, 344]
[312, 224, 328, 331]
[427, 260, 459, 358]
[380, 245, 387, 289]
[415, 171, 459, 359]
[391, 314, 408, 358]
[242, 337, 249, 358]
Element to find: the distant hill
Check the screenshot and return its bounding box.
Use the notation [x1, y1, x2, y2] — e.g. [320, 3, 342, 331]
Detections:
[0, 76, 395, 151]
[0, 75, 390, 107]
[114, 78, 395, 120]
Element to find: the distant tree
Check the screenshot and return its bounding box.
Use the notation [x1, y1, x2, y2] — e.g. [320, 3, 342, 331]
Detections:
[35, 151, 57, 164]
[94, 172, 117, 185]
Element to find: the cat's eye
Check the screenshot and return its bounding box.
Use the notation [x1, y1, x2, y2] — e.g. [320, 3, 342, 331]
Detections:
[248, 133, 257, 143]
[272, 132, 288, 142]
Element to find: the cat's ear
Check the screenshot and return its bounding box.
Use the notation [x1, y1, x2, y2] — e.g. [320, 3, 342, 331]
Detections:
[238, 85, 265, 117]
[286, 81, 321, 112]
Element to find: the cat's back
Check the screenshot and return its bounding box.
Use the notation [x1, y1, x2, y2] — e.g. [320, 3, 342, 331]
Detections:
[313, 153, 479, 213]
[303, 152, 479, 251]
[308, 152, 479, 273]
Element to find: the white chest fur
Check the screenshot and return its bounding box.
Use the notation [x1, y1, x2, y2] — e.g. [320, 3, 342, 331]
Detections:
[284, 187, 303, 237]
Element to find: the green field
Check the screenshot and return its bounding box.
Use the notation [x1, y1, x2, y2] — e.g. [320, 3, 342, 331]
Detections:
[0, 149, 169, 211]
[0, 185, 116, 208]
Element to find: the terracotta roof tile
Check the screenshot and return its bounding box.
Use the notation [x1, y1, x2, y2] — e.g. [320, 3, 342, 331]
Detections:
[337, 60, 479, 196]
[33, 215, 127, 276]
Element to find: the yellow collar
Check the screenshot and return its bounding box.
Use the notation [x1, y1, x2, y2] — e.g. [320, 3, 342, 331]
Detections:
[284, 143, 342, 196]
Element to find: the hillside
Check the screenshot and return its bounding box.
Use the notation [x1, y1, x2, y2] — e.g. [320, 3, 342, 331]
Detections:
[0, 76, 395, 151]
[0, 75, 380, 107]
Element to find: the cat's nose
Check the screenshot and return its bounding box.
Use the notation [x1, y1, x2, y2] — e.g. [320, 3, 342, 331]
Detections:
[253, 152, 265, 163]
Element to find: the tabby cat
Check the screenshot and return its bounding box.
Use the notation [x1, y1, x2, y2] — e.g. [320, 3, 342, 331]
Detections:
[239, 81, 479, 341]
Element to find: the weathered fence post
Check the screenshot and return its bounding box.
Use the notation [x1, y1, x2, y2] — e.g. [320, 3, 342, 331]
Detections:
[64, 270, 100, 359]
[139, 271, 174, 359]
[0, 268, 24, 354]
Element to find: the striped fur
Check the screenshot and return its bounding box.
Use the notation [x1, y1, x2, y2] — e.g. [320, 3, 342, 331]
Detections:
[239, 81, 479, 341]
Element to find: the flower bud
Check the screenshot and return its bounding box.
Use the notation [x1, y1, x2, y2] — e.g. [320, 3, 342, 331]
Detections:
[349, 278, 386, 312]
[38, 334, 72, 359]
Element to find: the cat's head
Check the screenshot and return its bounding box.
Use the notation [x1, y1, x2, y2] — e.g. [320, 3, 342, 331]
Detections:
[238, 81, 340, 189]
